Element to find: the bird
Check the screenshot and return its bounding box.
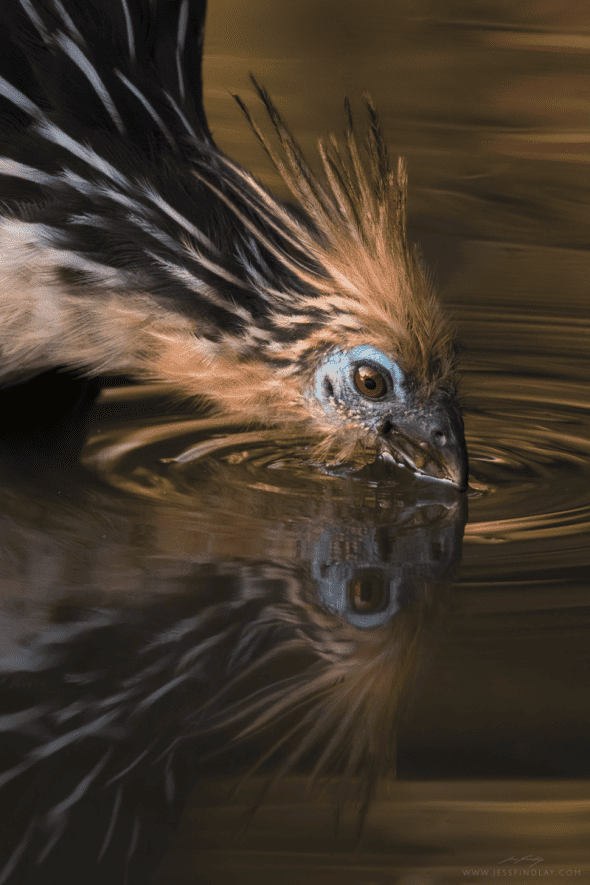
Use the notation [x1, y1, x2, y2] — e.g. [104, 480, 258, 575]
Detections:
[0, 0, 468, 490]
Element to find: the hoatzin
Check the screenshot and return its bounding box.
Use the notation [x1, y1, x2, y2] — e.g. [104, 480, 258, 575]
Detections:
[0, 0, 468, 489]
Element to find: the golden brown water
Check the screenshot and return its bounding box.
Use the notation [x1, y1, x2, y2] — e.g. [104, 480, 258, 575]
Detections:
[1, 2, 590, 884]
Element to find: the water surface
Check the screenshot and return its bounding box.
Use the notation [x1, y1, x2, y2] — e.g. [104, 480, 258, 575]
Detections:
[1, 1, 589, 883]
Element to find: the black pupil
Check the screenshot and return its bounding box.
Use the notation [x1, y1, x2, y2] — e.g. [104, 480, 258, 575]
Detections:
[354, 366, 386, 399]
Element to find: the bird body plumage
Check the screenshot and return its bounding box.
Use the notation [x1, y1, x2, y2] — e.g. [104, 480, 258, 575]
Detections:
[0, 0, 468, 488]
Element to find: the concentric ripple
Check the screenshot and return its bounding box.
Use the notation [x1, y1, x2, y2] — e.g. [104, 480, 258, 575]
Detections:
[466, 373, 590, 540]
[84, 410, 341, 504]
[83, 362, 590, 576]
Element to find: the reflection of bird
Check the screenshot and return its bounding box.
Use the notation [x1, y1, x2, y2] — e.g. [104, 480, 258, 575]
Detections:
[0, 447, 462, 882]
[0, 0, 467, 489]
[0, 566, 444, 884]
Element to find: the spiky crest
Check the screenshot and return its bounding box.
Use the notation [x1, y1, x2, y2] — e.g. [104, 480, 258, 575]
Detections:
[222, 78, 456, 393]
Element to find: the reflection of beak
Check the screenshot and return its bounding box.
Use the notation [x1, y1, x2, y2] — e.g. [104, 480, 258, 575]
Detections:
[379, 399, 469, 492]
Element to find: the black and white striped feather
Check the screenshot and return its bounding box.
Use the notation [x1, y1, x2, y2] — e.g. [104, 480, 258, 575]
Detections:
[0, 571, 433, 884]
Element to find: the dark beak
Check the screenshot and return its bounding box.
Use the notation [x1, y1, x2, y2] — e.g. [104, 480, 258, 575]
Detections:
[380, 398, 469, 492]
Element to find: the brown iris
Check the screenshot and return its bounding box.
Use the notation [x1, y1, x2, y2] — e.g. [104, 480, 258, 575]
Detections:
[354, 364, 387, 399]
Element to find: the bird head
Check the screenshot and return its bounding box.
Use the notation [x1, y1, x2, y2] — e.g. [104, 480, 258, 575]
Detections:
[177, 83, 468, 490]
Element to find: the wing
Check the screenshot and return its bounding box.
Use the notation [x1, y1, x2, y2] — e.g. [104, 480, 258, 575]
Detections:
[0, 0, 278, 390]
[0, 0, 211, 162]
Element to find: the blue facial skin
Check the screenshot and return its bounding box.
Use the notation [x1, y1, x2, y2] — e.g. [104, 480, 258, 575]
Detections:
[309, 344, 469, 491]
[312, 345, 408, 433]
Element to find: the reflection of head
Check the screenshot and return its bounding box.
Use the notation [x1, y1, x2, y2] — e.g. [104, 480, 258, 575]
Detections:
[307, 487, 466, 629]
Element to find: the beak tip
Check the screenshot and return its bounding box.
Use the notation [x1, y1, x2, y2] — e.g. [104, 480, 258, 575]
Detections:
[415, 464, 469, 493]
[439, 446, 469, 492]
[377, 397, 468, 491]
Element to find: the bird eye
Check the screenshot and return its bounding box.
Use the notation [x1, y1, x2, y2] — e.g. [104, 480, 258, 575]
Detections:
[354, 365, 387, 399]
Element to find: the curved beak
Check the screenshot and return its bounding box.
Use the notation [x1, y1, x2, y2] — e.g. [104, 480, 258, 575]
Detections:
[379, 398, 469, 492]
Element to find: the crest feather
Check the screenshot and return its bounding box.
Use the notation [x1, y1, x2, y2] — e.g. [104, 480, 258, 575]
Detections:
[227, 78, 455, 393]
